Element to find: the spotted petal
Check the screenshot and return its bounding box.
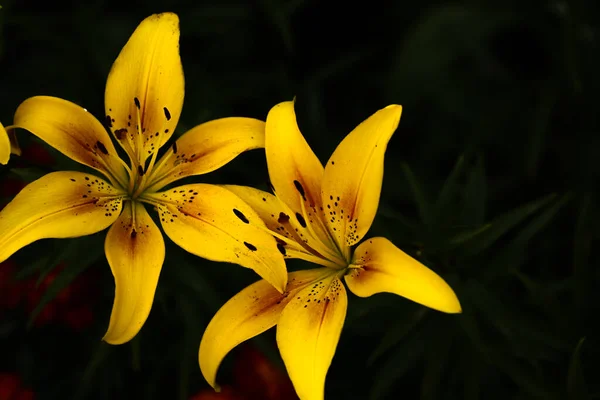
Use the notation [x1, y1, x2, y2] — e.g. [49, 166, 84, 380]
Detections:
[147, 184, 287, 292]
[103, 201, 165, 344]
[266, 101, 323, 211]
[321, 105, 402, 248]
[146, 117, 265, 192]
[345, 237, 461, 313]
[199, 268, 330, 391]
[265, 101, 339, 258]
[105, 12, 184, 165]
[13, 96, 128, 188]
[277, 274, 347, 400]
[0, 171, 124, 263]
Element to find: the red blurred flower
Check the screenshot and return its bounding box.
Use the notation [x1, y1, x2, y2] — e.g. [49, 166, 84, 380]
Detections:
[190, 343, 298, 400]
[0, 373, 34, 400]
[0, 260, 26, 309]
[0, 259, 98, 332]
[14, 141, 54, 168]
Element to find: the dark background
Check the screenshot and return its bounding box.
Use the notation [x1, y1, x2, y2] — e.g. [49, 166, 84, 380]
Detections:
[0, 0, 599, 399]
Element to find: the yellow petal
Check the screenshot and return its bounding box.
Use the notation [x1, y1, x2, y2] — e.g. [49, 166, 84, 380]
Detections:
[321, 105, 402, 248]
[13, 96, 128, 188]
[276, 274, 347, 400]
[221, 185, 346, 269]
[265, 101, 339, 258]
[0, 121, 9, 164]
[0, 171, 124, 263]
[146, 184, 287, 292]
[103, 201, 165, 344]
[146, 117, 265, 191]
[199, 268, 330, 390]
[105, 12, 184, 164]
[222, 185, 286, 234]
[345, 237, 461, 313]
[266, 101, 323, 211]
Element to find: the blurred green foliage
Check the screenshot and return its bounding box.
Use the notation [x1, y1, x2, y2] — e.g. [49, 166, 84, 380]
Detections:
[0, 0, 599, 399]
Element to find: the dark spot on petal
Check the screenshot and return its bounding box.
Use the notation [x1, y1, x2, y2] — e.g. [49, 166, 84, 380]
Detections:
[134, 97, 141, 109]
[114, 128, 127, 140]
[70, 178, 76, 182]
[131, 229, 137, 239]
[163, 107, 171, 120]
[164, 129, 169, 133]
[172, 141, 178, 154]
[244, 242, 257, 251]
[293, 180, 306, 199]
[278, 212, 290, 224]
[96, 141, 108, 155]
[295, 212, 307, 228]
[105, 115, 113, 128]
[233, 209, 249, 224]
[277, 243, 287, 256]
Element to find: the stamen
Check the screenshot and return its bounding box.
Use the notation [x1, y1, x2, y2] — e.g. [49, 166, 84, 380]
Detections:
[131, 107, 171, 198]
[134, 99, 144, 167]
[94, 153, 129, 190]
[297, 194, 347, 266]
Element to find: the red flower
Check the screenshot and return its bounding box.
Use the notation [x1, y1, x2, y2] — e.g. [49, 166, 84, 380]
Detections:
[0, 373, 35, 400]
[0, 260, 25, 309]
[0, 258, 97, 331]
[190, 343, 298, 400]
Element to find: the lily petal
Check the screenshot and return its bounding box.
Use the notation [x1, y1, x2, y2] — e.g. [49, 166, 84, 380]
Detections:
[0, 171, 124, 263]
[266, 101, 323, 211]
[147, 184, 287, 292]
[146, 117, 265, 192]
[221, 186, 310, 254]
[222, 185, 287, 234]
[105, 12, 184, 164]
[265, 101, 339, 256]
[345, 237, 461, 313]
[13, 96, 128, 187]
[199, 268, 330, 390]
[0, 122, 9, 164]
[103, 201, 165, 344]
[321, 105, 402, 248]
[277, 274, 347, 400]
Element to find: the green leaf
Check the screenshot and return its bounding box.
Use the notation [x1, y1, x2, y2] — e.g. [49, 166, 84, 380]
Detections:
[512, 192, 572, 244]
[573, 195, 594, 324]
[168, 253, 223, 312]
[567, 337, 588, 400]
[367, 307, 428, 365]
[74, 342, 112, 400]
[421, 322, 454, 400]
[8, 167, 46, 183]
[489, 347, 560, 400]
[402, 162, 432, 227]
[460, 154, 486, 226]
[444, 223, 492, 249]
[434, 154, 465, 216]
[464, 193, 557, 256]
[526, 85, 558, 178]
[368, 336, 425, 400]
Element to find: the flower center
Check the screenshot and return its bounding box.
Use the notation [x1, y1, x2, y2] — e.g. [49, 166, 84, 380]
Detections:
[110, 98, 173, 200]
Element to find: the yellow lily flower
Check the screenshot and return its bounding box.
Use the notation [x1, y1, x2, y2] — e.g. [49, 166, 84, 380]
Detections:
[199, 101, 462, 400]
[0, 13, 287, 344]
